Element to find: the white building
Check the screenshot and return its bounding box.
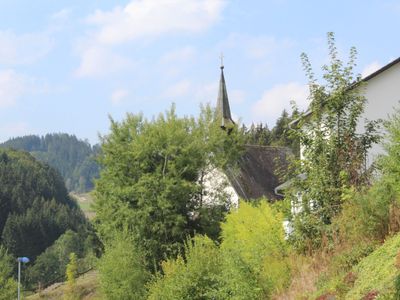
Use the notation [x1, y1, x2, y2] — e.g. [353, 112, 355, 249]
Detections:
[275, 57, 400, 196]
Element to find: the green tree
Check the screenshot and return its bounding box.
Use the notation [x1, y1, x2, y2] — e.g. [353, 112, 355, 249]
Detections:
[288, 33, 380, 251]
[64, 252, 78, 300]
[0, 149, 88, 260]
[219, 200, 290, 299]
[98, 234, 149, 300]
[148, 201, 290, 300]
[0, 133, 100, 192]
[94, 105, 244, 270]
[0, 246, 17, 300]
[147, 235, 223, 300]
[26, 229, 97, 288]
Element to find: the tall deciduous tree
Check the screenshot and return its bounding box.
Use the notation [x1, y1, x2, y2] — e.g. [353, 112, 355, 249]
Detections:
[288, 33, 380, 250]
[94, 105, 244, 270]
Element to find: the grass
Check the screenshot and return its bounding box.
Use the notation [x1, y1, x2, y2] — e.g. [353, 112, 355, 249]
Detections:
[344, 233, 400, 298]
[26, 270, 101, 300]
[71, 192, 96, 220]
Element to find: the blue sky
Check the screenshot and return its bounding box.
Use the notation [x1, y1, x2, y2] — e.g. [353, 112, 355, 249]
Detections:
[0, 0, 399, 144]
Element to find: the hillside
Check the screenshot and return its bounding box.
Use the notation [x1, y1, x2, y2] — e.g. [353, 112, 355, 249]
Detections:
[26, 270, 100, 300]
[0, 148, 88, 260]
[0, 133, 100, 193]
[344, 233, 400, 298]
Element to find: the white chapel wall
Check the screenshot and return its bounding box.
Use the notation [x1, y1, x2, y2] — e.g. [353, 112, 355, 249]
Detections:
[358, 62, 400, 166]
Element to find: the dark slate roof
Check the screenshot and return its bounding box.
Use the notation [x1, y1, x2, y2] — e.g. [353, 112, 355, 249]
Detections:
[226, 145, 292, 201]
[217, 66, 235, 129]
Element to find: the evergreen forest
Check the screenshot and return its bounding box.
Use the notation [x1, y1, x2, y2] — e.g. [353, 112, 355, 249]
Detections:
[0, 133, 100, 193]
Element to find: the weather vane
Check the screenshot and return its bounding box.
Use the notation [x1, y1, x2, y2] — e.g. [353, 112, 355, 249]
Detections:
[220, 52, 224, 69]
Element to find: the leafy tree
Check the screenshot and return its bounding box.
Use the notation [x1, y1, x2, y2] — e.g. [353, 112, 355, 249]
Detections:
[98, 234, 149, 300]
[147, 235, 223, 300]
[148, 201, 290, 300]
[243, 108, 300, 156]
[25, 229, 97, 288]
[219, 200, 290, 299]
[94, 105, 244, 270]
[64, 252, 78, 300]
[0, 246, 17, 300]
[287, 33, 380, 250]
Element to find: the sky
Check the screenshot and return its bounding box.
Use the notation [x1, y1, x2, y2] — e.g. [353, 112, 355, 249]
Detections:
[0, 0, 399, 144]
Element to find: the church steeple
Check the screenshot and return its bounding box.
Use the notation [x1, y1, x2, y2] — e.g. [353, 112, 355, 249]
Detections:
[217, 57, 235, 130]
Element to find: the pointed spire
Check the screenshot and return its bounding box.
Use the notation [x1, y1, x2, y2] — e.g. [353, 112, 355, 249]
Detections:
[217, 55, 235, 130]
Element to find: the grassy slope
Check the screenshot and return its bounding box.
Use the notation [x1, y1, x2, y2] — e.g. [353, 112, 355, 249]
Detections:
[71, 193, 96, 220]
[26, 270, 101, 300]
[344, 234, 400, 298]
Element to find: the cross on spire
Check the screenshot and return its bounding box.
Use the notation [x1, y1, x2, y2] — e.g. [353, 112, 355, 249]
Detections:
[216, 58, 235, 131]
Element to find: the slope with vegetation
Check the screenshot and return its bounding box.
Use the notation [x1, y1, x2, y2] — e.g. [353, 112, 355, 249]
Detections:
[0, 149, 98, 298]
[0, 133, 100, 192]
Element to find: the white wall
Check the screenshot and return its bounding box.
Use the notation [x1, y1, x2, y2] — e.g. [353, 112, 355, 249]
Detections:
[201, 167, 239, 208]
[358, 62, 400, 166]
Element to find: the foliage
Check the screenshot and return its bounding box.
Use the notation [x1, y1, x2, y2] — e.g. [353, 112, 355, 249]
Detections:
[64, 252, 78, 300]
[0, 246, 17, 300]
[220, 200, 291, 299]
[287, 32, 380, 252]
[243, 108, 300, 156]
[25, 229, 97, 289]
[98, 234, 149, 300]
[344, 232, 400, 298]
[0, 133, 100, 192]
[148, 201, 291, 300]
[0, 149, 88, 260]
[94, 105, 244, 270]
[147, 235, 223, 300]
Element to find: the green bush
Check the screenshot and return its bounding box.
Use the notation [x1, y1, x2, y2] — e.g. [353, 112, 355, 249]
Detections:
[345, 233, 400, 298]
[147, 235, 223, 300]
[0, 246, 17, 300]
[98, 233, 149, 300]
[148, 201, 290, 300]
[220, 200, 291, 299]
[26, 229, 97, 288]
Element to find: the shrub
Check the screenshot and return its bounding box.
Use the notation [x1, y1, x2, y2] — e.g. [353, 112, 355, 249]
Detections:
[98, 233, 149, 300]
[0, 246, 17, 300]
[220, 200, 291, 299]
[147, 235, 223, 300]
[26, 229, 96, 288]
[64, 253, 78, 300]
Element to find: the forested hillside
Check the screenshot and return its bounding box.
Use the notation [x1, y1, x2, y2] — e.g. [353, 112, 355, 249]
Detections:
[0, 133, 100, 192]
[0, 149, 98, 296]
[0, 149, 88, 260]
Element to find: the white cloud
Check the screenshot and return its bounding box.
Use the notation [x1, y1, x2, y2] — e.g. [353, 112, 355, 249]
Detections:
[361, 61, 382, 78]
[252, 82, 309, 123]
[111, 88, 129, 105]
[75, 46, 133, 78]
[51, 8, 72, 21]
[218, 33, 294, 60]
[161, 46, 196, 64]
[164, 80, 191, 98]
[75, 0, 225, 77]
[86, 0, 226, 45]
[0, 30, 53, 65]
[0, 70, 29, 107]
